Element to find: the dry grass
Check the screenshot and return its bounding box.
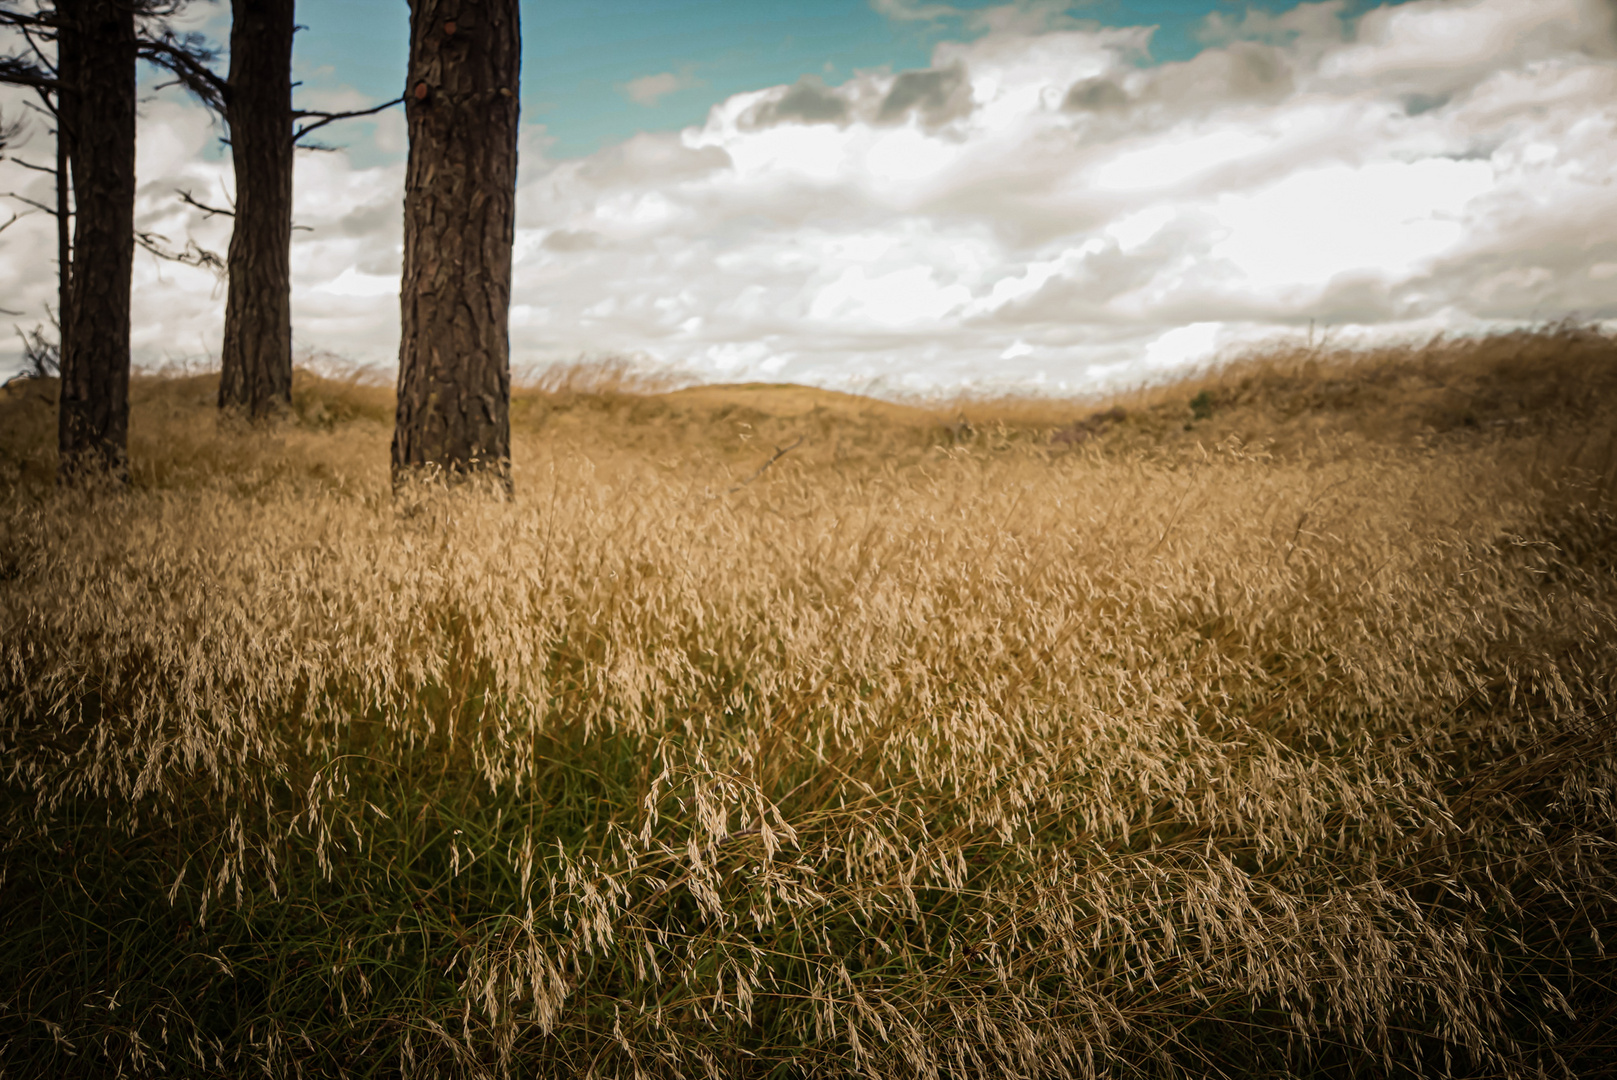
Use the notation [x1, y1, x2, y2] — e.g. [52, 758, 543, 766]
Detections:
[1, 326, 1615, 1078]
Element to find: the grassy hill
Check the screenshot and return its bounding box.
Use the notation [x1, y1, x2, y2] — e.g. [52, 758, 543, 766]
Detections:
[1, 326, 1614, 1078]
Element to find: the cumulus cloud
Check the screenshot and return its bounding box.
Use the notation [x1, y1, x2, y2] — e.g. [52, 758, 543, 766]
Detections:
[502, 0, 1617, 391]
[876, 62, 974, 126]
[1063, 76, 1129, 111]
[4, 0, 1616, 392]
[871, 0, 963, 22]
[743, 75, 852, 128]
[620, 70, 700, 107]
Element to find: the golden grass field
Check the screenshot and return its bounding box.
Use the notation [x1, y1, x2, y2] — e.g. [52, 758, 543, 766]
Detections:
[1, 326, 1615, 1078]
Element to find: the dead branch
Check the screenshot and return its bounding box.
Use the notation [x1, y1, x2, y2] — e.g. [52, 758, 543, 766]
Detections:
[1, 190, 55, 217]
[9, 157, 54, 176]
[137, 33, 226, 114]
[293, 96, 404, 145]
[135, 230, 225, 277]
[0, 55, 57, 92]
[177, 188, 233, 218]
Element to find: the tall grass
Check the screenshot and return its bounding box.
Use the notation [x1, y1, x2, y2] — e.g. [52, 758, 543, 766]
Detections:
[2, 328, 1615, 1078]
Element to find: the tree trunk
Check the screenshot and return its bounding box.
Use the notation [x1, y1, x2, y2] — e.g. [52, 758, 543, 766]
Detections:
[217, 0, 294, 419]
[55, 30, 73, 364]
[57, 0, 135, 484]
[392, 0, 519, 488]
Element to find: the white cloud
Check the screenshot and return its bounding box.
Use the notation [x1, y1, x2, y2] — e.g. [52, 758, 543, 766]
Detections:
[1319, 0, 1615, 90]
[318, 266, 400, 298]
[1144, 322, 1225, 371]
[809, 264, 973, 328]
[491, 0, 1617, 389]
[4, 0, 1617, 391]
[1208, 158, 1494, 289]
[1092, 129, 1274, 191]
[1108, 206, 1176, 253]
[621, 70, 699, 107]
[871, 0, 962, 22]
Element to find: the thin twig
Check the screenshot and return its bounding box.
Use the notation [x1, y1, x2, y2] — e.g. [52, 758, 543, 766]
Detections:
[136, 35, 226, 113]
[1, 191, 55, 217]
[0, 57, 58, 92]
[18, 21, 58, 82]
[177, 188, 233, 218]
[727, 436, 804, 494]
[293, 96, 404, 145]
[135, 230, 225, 276]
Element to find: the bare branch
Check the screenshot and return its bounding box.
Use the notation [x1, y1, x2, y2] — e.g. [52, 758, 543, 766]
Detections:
[27, 91, 56, 127]
[0, 114, 23, 155]
[10, 157, 55, 175]
[0, 55, 57, 92]
[135, 230, 226, 277]
[293, 96, 403, 145]
[0, 209, 26, 235]
[175, 183, 304, 229]
[0, 8, 54, 32]
[17, 18, 58, 79]
[1, 190, 58, 216]
[11, 322, 58, 379]
[177, 187, 233, 218]
[137, 32, 226, 114]
[292, 97, 405, 123]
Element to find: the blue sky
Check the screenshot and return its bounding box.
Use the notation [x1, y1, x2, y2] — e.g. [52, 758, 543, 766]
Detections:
[290, 0, 1418, 159]
[3, 0, 1614, 389]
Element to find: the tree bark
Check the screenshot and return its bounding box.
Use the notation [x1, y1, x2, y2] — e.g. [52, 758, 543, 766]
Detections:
[55, 26, 73, 364]
[392, 0, 518, 488]
[217, 0, 294, 419]
[57, 0, 134, 484]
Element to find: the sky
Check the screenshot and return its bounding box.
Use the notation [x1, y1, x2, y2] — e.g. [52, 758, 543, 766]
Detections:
[1, 0, 1614, 393]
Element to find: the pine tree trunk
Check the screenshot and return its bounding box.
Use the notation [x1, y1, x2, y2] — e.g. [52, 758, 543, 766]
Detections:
[56, 0, 134, 484]
[217, 0, 295, 419]
[55, 40, 73, 363]
[392, 0, 519, 488]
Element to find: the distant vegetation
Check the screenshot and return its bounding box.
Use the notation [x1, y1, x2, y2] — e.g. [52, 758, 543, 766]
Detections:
[2, 326, 1615, 1077]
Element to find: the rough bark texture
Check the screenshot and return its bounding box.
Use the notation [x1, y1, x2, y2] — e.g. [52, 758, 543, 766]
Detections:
[57, 0, 134, 484]
[217, 0, 295, 418]
[55, 26, 73, 364]
[392, 0, 518, 487]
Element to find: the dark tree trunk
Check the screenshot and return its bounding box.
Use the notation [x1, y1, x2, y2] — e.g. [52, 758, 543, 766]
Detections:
[57, 0, 135, 484]
[55, 33, 73, 362]
[392, 0, 519, 488]
[217, 0, 294, 419]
